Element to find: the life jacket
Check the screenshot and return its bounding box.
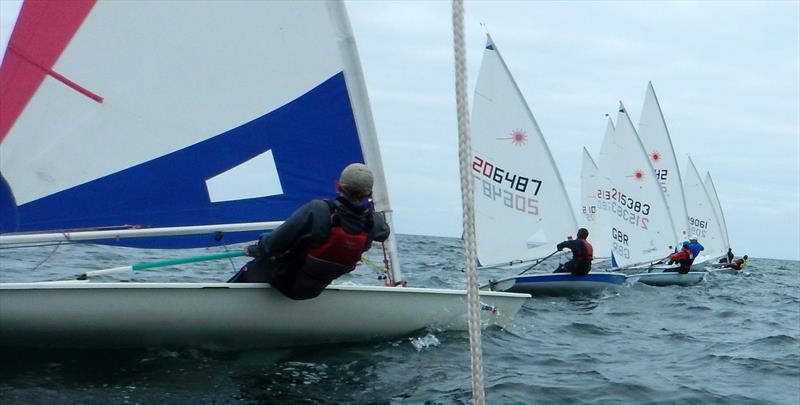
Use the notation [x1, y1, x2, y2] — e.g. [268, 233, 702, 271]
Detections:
[299, 200, 372, 282]
[669, 250, 689, 262]
[574, 239, 593, 262]
[733, 258, 746, 270]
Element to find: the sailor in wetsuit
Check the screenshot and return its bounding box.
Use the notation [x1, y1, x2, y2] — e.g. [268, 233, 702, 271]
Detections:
[723, 255, 749, 271]
[229, 163, 390, 300]
[552, 228, 593, 275]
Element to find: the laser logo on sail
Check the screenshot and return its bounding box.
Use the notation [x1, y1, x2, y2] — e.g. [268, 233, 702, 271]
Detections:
[496, 128, 527, 146]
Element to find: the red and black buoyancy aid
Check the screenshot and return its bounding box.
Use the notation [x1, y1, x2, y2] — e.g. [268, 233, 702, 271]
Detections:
[300, 200, 372, 282]
[669, 249, 690, 263]
[574, 239, 593, 262]
[669, 248, 693, 272]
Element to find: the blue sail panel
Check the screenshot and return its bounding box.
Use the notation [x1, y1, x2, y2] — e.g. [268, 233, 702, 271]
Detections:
[1, 72, 364, 248]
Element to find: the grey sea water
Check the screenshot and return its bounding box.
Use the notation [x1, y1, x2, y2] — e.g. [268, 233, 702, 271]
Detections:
[1, 234, 798, 404]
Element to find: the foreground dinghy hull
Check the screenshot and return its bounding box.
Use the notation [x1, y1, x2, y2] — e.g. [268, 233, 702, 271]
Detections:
[629, 272, 707, 287]
[0, 283, 528, 349]
[482, 273, 627, 297]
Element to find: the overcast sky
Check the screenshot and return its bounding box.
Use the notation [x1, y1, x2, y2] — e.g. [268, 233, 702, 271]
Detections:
[1, 1, 798, 261]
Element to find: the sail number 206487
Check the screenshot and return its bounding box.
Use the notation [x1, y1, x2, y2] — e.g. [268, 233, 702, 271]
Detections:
[472, 156, 542, 195]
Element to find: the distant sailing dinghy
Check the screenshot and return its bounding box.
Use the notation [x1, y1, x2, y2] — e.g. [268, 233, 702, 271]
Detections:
[598, 104, 706, 286]
[0, 0, 528, 349]
[682, 157, 727, 268]
[470, 35, 625, 296]
[704, 172, 732, 254]
[704, 171, 741, 274]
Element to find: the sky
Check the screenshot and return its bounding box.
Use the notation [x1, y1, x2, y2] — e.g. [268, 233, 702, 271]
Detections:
[1, 0, 798, 261]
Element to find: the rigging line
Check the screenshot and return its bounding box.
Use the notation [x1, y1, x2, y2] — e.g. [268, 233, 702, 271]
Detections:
[379, 240, 394, 286]
[452, 0, 485, 403]
[30, 241, 62, 271]
[370, 200, 396, 286]
[360, 256, 389, 280]
[0, 242, 73, 249]
[220, 242, 239, 273]
[8, 45, 104, 103]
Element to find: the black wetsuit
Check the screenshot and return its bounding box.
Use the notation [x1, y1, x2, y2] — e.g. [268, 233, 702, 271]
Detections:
[229, 197, 390, 300]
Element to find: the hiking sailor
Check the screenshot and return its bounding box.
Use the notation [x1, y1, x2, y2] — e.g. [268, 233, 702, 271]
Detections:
[229, 163, 390, 300]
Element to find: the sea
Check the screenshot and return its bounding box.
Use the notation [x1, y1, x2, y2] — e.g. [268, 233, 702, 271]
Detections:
[1, 234, 798, 404]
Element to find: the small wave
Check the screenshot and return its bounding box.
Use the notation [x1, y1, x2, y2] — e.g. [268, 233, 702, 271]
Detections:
[562, 322, 614, 336]
[409, 333, 441, 351]
[750, 334, 798, 346]
[656, 330, 699, 342]
[716, 309, 739, 318]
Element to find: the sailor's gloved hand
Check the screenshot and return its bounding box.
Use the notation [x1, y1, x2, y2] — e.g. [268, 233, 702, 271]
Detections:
[244, 244, 260, 258]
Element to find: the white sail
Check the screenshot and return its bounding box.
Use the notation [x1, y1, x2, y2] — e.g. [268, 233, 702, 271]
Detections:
[470, 35, 577, 267]
[704, 172, 731, 251]
[683, 157, 727, 260]
[637, 82, 690, 240]
[595, 117, 618, 259]
[580, 147, 611, 257]
[598, 103, 678, 268]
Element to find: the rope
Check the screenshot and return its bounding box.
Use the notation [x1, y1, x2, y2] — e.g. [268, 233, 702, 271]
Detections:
[360, 256, 391, 280]
[31, 242, 62, 271]
[370, 200, 396, 286]
[452, 1, 485, 403]
[379, 240, 395, 286]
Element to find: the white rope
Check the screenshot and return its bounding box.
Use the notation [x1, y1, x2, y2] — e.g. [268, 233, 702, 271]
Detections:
[451, 1, 485, 403]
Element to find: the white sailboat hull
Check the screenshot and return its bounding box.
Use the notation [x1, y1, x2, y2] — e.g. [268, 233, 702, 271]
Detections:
[690, 254, 719, 271]
[0, 283, 528, 349]
[482, 272, 627, 297]
[628, 272, 707, 287]
[706, 267, 743, 275]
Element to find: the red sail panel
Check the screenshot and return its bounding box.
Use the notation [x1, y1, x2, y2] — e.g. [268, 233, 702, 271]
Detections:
[0, 0, 97, 142]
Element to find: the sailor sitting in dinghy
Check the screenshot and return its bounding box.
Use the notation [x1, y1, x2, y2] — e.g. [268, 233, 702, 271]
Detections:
[684, 235, 704, 258]
[723, 255, 749, 271]
[666, 242, 693, 274]
[552, 228, 593, 275]
[229, 163, 390, 300]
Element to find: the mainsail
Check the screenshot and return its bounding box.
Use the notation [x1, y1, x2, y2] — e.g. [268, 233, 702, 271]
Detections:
[683, 157, 727, 260]
[470, 35, 577, 267]
[598, 103, 678, 268]
[0, 0, 397, 271]
[580, 147, 611, 257]
[637, 82, 690, 240]
[704, 172, 731, 251]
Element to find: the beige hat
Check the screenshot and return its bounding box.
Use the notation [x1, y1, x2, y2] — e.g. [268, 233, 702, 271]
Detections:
[339, 163, 374, 195]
